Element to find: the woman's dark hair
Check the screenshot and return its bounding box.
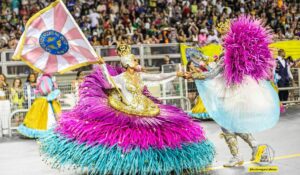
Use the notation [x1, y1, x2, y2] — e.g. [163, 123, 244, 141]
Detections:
[76, 70, 83, 80]
[13, 78, 22, 88]
[0, 73, 8, 89]
[26, 73, 36, 83]
[287, 56, 294, 63]
[92, 35, 98, 40]
[187, 60, 193, 72]
[0, 73, 7, 82]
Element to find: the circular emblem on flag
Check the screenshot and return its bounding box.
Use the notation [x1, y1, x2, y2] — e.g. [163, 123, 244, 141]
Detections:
[39, 30, 69, 55]
[186, 48, 202, 60]
[185, 48, 206, 66]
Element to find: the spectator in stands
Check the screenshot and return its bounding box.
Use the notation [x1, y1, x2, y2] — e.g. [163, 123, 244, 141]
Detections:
[189, 22, 199, 43]
[162, 30, 170, 43]
[132, 29, 144, 44]
[177, 30, 188, 43]
[164, 55, 175, 65]
[285, 28, 294, 39]
[10, 77, 24, 110]
[158, 55, 175, 71]
[91, 34, 100, 46]
[186, 61, 199, 105]
[286, 56, 296, 70]
[11, 0, 20, 15]
[143, 34, 153, 44]
[88, 8, 100, 31]
[8, 33, 18, 49]
[0, 73, 9, 100]
[207, 30, 220, 44]
[23, 73, 37, 107]
[0, 27, 9, 49]
[158, 54, 176, 95]
[286, 56, 297, 100]
[295, 60, 300, 68]
[168, 28, 178, 43]
[0, 73, 10, 130]
[143, 34, 153, 55]
[275, 49, 293, 102]
[198, 29, 208, 46]
[10, 77, 25, 125]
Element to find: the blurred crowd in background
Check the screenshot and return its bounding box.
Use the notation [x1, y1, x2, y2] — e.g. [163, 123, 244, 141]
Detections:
[0, 0, 299, 49]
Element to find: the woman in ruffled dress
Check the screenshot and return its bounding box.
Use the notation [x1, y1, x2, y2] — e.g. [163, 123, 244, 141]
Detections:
[18, 74, 61, 138]
[39, 44, 215, 175]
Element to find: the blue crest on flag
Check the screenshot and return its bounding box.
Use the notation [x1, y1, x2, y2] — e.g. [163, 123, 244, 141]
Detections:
[39, 30, 69, 55]
[185, 48, 206, 66]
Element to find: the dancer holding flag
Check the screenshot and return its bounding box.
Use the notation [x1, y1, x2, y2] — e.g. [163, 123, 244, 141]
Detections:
[13, 0, 215, 174]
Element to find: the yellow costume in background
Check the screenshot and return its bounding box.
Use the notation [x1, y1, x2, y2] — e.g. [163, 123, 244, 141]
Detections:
[23, 98, 61, 130]
[18, 74, 61, 138]
[192, 96, 207, 113]
[189, 96, 210, 119]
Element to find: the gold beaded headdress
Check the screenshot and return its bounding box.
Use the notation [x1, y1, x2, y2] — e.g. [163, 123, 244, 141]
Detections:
[116, 44, 135, 67]
[117, 44, 131, 57]
[216, 19, 231, 35]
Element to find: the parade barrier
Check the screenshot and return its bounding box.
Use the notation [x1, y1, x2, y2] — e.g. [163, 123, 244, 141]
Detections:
[0, 43, 299, 137]
[1, 74, 190, 137]
[6, 107, 73, 137]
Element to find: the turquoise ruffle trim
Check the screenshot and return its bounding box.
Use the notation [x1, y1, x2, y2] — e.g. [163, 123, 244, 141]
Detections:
[17, 124, 47, 138]
[39, 131, 215, 175]
[188, 112, 211, 120]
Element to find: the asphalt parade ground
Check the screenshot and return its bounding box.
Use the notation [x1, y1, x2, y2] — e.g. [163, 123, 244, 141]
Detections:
[0, 106, 299, 175]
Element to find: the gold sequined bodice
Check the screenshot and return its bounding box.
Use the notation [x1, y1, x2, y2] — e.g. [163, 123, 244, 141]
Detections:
[108, 72, 160, 117]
